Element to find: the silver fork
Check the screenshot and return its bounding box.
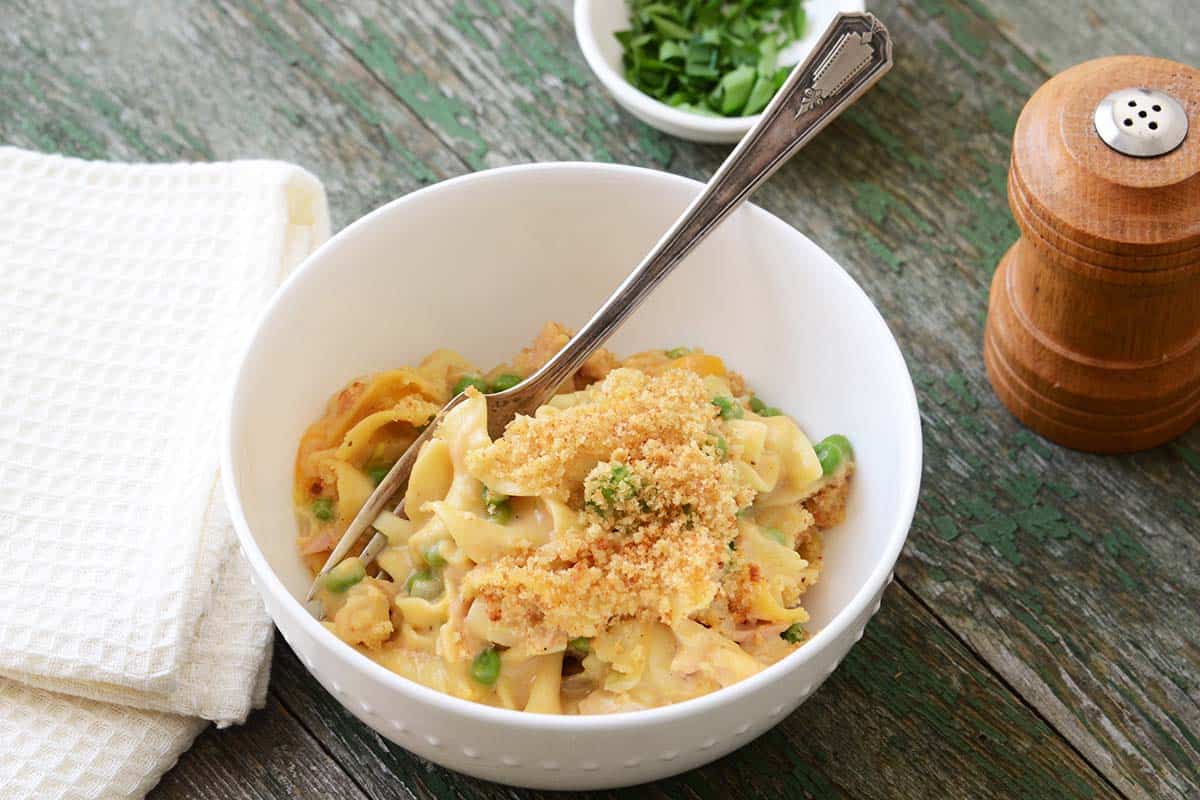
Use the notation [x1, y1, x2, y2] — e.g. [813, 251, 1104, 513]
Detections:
[307, 12, 892, 608]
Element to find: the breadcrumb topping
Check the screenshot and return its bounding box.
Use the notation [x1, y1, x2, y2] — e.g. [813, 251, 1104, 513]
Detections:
[462, 368, 755, 651]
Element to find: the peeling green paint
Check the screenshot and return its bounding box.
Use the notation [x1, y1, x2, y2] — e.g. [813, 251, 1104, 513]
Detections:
[863, 231, 902, 272]
[302, 3, 490, 169]
[1172, 442, 1200, 472]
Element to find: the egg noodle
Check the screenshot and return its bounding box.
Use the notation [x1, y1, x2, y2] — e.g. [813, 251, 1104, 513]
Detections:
[295, 323, 853, 714]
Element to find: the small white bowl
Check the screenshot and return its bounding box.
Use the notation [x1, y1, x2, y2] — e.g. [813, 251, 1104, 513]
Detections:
[575, 0, 866, 143]
[223, 163, 921, 790]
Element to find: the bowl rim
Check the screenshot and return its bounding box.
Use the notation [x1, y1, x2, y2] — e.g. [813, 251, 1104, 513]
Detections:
[573, 0, 759, 136]
[222, 161, 923, 731]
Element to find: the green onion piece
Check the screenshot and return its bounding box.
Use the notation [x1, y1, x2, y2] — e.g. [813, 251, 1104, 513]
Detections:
[567, 637, 591, 657]
[791, 0, 807, 39]
[311, 498, 335, 522]
[814, 434, 853, 476]
[405, 568, 443, 600]
[749, 395, 766, 413]
[764, 527, 786, 545]
[714, 436, 728, 461]
[471, 647, 502, 685]
[423, 542, 447, 569]
[452, 375, 489, 396]
[366, 463, 392, 486]
[665, 346, 691, 359]
[322, 558, 365, 593]
[712, 396, 744, 420]
[489, 373, 523, 392]
[759, 406, 783, 417]
[710, 64, 756, 115]
[742, 72, 777, 115]
[781, 622, 806, 644]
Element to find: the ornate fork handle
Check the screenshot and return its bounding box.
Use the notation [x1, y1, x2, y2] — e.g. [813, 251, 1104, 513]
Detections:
[499, 13, 893, 426]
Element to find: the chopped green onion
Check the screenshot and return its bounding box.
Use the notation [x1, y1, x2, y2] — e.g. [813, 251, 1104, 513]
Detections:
[405, 568, 443, 600]
[814, 434, 853, 476]
[452, 375, 489, 396]
[749, 395, 766, 413]
[712, 396, 744, 420]
[665, 346, 690, 359]
[471, 647, 501, 685]
[567, 637, 591, 657]
[615, 0, 806, 118]
[710, 64, 756, 115]
[764, 527, 786, 545]
[714, 435, 728, 461]
[311, 498, 335, 522]
[489, 373, 523, 392]
[759, 406, 783, 417]
[781, 622, 806, 644]
[322, 558, 365, 593]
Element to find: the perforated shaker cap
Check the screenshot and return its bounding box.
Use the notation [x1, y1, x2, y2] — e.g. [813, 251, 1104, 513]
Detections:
[1094, 87, 1188, 157]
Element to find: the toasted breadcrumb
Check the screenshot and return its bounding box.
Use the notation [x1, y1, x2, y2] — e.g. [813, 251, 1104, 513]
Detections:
[462, 369, 754, 652]
[805, 466, 853, 528]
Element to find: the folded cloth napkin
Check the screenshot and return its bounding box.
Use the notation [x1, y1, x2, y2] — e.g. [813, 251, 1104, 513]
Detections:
[0, 147, 330, 799]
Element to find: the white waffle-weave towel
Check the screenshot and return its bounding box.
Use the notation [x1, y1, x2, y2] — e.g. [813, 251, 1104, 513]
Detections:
[0, 147, 330, 799]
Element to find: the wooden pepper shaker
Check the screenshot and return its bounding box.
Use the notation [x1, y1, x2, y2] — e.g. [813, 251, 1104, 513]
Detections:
[984, 55, 1200, 453]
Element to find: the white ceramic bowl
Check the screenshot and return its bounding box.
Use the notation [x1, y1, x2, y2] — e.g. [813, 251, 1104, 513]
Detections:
[223, 163, 921, 790]
[575, 0, 865, 143]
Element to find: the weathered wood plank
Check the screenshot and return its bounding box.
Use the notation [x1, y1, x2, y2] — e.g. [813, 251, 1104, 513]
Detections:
[976, 0, 1198, 75]
[150, 694, 365, 800]
[287, 1, 1200, 797]
[0, 0, 465, 229]
[271, 588, 1116, 800]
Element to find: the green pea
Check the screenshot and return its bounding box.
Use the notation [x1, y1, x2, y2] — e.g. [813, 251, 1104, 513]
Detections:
[489, 373, 523, 392]
[567, 637, 590, 657]
[781, 623, 806, 644]
[322, 558, 364, 593]
[405, 568, 443, 600]
[482, 486, 509, 506]
[711, 396, 744, 420]
[665, 347, 690, 359]
[366, 463, 392, 486]
[423, 542, 447, 569]
[471, 647, 501, 686]
[452, 375, 489, 396]
[814, 434, 853, 476]
[311, 498, 335, 522]
[823, 434, 853, 457]
[764, 527, 786, 545]
[489, 500, 512, 525]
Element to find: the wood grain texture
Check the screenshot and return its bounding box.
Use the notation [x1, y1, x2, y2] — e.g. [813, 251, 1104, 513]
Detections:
[149, 694, 365, 800]
[978, 0, 1199, 75]
[269, 588, 1117, 800]
[985, 55, 1200, 452]
[0, 0, 464, 228]
[0, 0, 1197, 798]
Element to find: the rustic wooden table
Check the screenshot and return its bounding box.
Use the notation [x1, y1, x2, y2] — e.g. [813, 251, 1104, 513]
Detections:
[4, 2, 1197, 798]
